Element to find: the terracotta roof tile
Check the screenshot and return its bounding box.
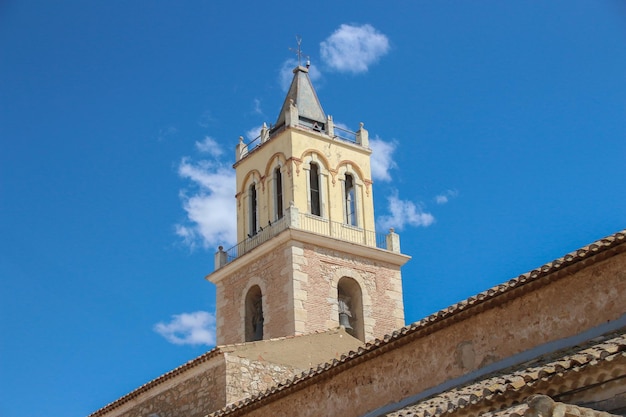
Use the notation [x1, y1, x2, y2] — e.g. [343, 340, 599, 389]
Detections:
[88, 327, 351, 417]
[383, 333, 626, 417]
[87, 346, 224, 417]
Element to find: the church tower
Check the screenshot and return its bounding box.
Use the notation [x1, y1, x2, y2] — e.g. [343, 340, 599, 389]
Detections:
[207, 64, 410, 345]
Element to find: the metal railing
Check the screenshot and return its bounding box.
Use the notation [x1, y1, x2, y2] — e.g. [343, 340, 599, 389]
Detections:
[237, 122, 361, 162]
[224, 215, 289, 263]
[219, 212, 389, 269]
[333, 125, 358, 143]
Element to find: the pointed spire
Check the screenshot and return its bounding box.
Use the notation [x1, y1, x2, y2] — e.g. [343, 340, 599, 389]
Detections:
[275, 66, 326, 131]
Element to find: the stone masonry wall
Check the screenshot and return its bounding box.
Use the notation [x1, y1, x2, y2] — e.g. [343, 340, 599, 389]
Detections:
[214, 235, 405, 345]
[224, 354, 304, 405]
[105, 356, 227, 417]
[295, 242, 405, 341]
[215, 240, 294, 345]
[238, 251, 626, 417]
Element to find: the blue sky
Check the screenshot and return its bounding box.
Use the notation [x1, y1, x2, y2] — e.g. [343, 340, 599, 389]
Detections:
[1, 1, 625, 416]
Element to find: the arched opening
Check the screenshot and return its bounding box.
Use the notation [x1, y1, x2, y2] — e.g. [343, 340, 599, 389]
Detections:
[248, 183, 257, 237]
[337, 277, 364, 341]
[344, 174, 356, 226]
[274, 166, 283, 220]
[245, 285, 263, 342]
[309, 163, 321, 216]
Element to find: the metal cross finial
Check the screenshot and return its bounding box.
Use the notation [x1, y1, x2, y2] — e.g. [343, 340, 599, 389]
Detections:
[289, 36, 309, 67]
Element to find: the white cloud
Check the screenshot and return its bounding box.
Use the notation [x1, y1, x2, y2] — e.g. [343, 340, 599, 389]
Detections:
[435, 189, 459, 205]
[369, 136, 398, 182]
[176, 141, 237, 249]
[279, 59, 322, 92]
[320, 24, 390, 74]
[253, 98, 263, 115]
[333, 121, 351, 131]
[377, 191, 435, 232]
[154, 311, 216, 346]
[195, 136, 223, 157]
[245, 125, 263, 142]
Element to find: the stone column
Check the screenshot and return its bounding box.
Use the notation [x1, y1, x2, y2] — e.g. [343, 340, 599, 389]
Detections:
[356, 122, 368, 147]
[386, 228, 401, 253]
[327, 115, 334, 138]
[286, 201, 300, 229]
[214, 246, 228, 270]
[235, 136, 247, 162]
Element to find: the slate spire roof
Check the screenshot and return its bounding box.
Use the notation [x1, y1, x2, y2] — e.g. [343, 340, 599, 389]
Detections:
[274, 65, 326, 129]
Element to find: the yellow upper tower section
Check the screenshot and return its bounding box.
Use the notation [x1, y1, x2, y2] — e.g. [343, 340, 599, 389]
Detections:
[233, 66, 375, 244]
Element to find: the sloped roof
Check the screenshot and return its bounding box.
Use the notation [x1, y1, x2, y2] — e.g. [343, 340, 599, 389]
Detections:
[384, 333, 626, 417]
[88, 328, 358, 417]
[210, 229, 626, 417]
[474, 395, 620, 417]
[274, 66, 326, 128]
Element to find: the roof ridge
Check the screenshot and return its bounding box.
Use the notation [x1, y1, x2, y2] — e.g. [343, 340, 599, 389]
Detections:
[87, 346, 224, 417]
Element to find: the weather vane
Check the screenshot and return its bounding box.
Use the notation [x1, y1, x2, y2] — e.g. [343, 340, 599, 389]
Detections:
[289, 36, 310, 67]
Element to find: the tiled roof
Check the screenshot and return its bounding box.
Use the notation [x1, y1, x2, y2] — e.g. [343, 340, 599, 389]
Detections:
[384, 333, 626, 417]
[87, 328, 349, 417]
[87, 346, 224, 417]
[211, 229, 626, 417]
[476, 395, 620, 417]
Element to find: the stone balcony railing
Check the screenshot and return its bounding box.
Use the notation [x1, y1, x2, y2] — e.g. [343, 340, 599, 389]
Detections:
[214, 204, 401, 270]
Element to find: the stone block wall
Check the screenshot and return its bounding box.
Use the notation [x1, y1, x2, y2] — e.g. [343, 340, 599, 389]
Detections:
[212, 233, 405, 345]
[224, 355, 303, 405]
[214, 239, 294, 345]
[295, 243, 405, 341]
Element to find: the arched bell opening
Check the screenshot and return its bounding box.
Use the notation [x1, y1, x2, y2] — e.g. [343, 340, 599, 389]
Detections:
[245, 285, 263, 342]
[337, 277, 364, 341]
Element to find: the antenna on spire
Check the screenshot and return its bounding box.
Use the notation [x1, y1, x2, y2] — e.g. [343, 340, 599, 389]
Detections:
[289, 36, 310, 67]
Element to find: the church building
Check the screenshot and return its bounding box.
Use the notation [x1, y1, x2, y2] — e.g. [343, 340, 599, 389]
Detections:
[88, 62, 626, 417]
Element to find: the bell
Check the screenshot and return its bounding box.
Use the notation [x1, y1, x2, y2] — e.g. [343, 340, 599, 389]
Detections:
[339, 312, 353, 330]
[254, 322, 263, 341]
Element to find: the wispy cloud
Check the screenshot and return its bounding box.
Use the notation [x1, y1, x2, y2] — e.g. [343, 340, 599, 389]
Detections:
[252, 98, 263, 115]
[320, 24, 390, 74]
[176, 138, 236, 250]
[369, 136, 397, 182]
[377, 191, 435, 231]
[435, 189, 459, 205]
[158, 126, 178, 142]
[279, 59, 322, 92]
[195, 136, 223, 158]
[245, 125, 263, 141]
[154, 311, 215, 346]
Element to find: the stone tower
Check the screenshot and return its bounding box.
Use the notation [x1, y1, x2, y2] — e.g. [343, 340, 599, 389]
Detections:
[207, 65, 410, 345]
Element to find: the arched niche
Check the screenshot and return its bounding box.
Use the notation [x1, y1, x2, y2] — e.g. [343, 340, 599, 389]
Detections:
[245, 285, 263, 342]
[337, 277, 364, 341]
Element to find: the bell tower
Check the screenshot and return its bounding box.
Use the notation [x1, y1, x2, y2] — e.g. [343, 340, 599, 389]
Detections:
[207, 65, 410, 345]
